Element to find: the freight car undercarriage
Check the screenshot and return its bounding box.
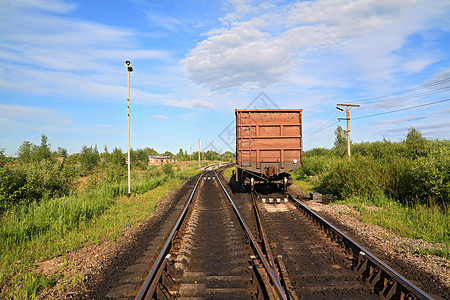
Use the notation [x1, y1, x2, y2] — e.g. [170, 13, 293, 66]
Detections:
[237, 167, 293, 191]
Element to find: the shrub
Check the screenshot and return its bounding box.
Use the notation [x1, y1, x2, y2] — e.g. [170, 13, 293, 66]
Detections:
[409, 147, 450, 205]
[162, 163, 174, 177]
[0, 160, 77, 213]
[79, 145, 100, 175]
[301, 131, 449, 207]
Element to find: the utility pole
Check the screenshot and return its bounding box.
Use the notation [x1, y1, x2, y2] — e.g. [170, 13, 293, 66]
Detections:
[125, 61, 133, 197]
[190, 146, 192, 162]
[337, 103, 359, 159]
[198, 139, 201, 166]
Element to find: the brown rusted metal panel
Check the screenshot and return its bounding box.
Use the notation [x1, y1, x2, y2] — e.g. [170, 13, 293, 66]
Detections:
[236, 109, 303, 177]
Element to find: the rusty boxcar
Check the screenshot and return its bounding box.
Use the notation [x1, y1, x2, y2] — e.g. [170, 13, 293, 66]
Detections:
[235, 109, 303, 189]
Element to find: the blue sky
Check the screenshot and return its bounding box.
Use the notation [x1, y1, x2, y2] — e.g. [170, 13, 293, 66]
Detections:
[1, 0, 450, 156]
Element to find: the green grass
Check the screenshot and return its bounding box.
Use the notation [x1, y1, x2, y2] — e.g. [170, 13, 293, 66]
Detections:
[222, 166, 235, 183]
[0, 163, 204, 299]
[292, 178, 316, 194]
[334, 194, 450, 258]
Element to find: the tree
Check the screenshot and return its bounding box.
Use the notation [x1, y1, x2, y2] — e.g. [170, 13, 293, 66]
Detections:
[135, 148, 148, 165]
[57, 147, 68, 158]
[223, 151, 235, 162]
[405, 127, 426, 158]
[31, 134, 52, 162]
[105, 147, 126, 183]
[101, 145, 110, 163]
[79, 145, 100, 174]
[129, 148, 148, 166]
[0, 148, 6, 166]
[333, 126, 347, 156]
[144, 147, 158, 156]
[108, 147, 125, 166]
[334, 126, 346, 149]
[163, 151, 173, 157]
[17, 141, 33, 163]
[175, 148, 188, 161]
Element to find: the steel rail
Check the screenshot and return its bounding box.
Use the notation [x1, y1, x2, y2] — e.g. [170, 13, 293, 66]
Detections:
[289, 196, 432, 300]
[215, 170, 289, 300]
[135, 170, 205, 300]
[250, 190, 277, 272]
[251, 190, 297, 300]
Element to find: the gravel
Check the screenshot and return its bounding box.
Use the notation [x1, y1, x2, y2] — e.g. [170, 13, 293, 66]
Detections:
[290, 185, 450, 299]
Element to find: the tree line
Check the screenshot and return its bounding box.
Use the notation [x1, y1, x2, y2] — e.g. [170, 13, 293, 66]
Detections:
[0, 134, 234, 213]
[11, 135, 234, 167]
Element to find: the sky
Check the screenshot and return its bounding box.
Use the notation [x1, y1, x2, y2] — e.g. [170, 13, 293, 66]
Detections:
[1, 0, 450, 156]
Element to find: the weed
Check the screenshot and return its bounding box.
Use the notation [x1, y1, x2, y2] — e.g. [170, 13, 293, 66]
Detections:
[411, 246, 450, 259]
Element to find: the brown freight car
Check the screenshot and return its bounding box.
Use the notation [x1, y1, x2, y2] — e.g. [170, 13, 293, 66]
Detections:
[235, 109, 303, 189]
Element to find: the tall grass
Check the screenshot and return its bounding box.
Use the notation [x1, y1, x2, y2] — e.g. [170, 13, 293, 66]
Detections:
[0, 163, 204, 299]
[222, 167, 234, 183]
[337, 194, 449, 256]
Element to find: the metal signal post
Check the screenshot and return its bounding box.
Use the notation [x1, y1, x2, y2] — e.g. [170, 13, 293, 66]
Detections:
[198, 139, 201, 166]
[125, 61, 133, 197]
[337, 103, 359, 159]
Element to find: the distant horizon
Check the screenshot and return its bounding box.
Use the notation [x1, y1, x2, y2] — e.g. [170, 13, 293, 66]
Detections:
[5, 125, 438, 158]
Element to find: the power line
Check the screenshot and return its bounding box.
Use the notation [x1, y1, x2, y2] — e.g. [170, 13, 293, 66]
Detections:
[372, 86, 450, 103]
[354, 77, 450, 103]
[304, 98, 450, 137]
[353, 98, 450, 120]
[303, 77, 450, 138]
[303, 109, 341, 135]
[353, 110, 450, 131]
[303, 121, 339, 137]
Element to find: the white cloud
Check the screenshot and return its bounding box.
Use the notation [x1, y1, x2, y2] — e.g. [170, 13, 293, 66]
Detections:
[440, 108, 450, 114]
[378, 119, 450, 139]
[0, 0, 170, 99]
[403, 58, 438, 74]
[220, 0, 256, 25]
[360, 98, 409, 111]
[152, 115, 170, 120]
[0, 103, 73, 125]
[372, 116, 426, 126]
[0, 13, 168, 72]
[164, 98, 216, 109]
[427, 69, 450, 86]
[10, 0, 76, 13]
[182, 25, 294, 90]
[182, 0, 450, 91]
[145, 11, 186, 32]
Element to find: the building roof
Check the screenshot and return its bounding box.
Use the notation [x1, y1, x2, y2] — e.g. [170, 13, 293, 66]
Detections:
[148, 155, 171, 159]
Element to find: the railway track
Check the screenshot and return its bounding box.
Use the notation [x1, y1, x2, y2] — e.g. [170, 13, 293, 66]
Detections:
[106, 166, 432, 299]
[224, 171, 432, 299]
[161, 170, 253, 298]
[134, 167, 286, 299]
[254, 188, 376, 299]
